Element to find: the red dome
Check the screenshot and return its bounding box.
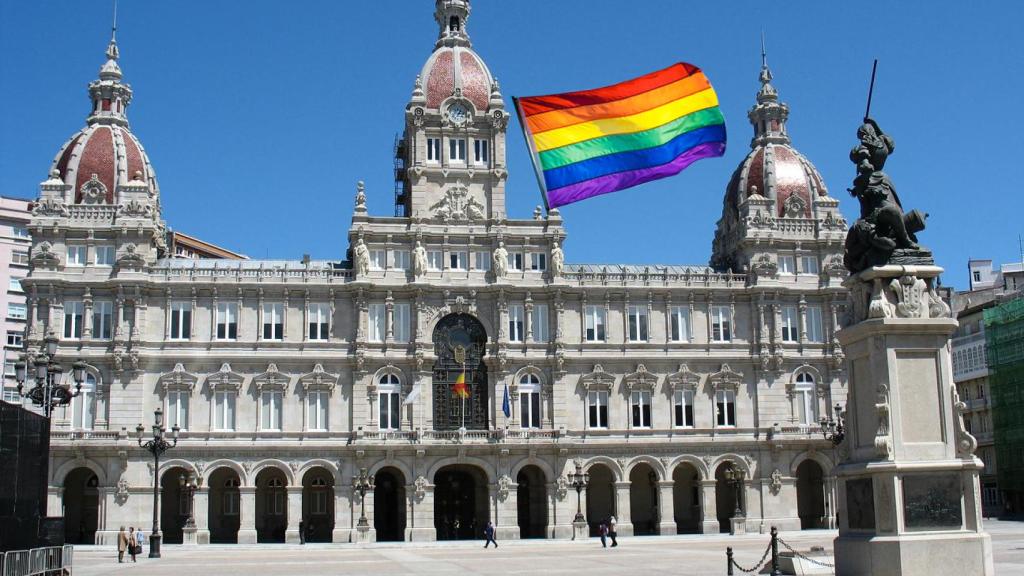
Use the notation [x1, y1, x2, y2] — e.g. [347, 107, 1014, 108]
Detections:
[726, 142, 827, 219]
[51, 123, 158, 204]
[421, 45, 494, 112]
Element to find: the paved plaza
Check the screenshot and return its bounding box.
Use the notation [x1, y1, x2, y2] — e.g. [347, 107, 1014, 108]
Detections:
[68, 520, 1024, 576]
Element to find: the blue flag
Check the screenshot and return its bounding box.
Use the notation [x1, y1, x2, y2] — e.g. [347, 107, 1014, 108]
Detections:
[502, 381, 511, 418]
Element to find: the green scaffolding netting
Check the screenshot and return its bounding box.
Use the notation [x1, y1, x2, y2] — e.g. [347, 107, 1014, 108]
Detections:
[985, 298, 1024, 493]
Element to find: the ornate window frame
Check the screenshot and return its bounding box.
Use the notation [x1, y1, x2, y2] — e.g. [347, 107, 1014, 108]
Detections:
[787, 364, 826, 425]
[513, 365, 545, 429]
[667, 363, 701, 428]
[709, 363, 743, 430]
[158, 363, 198, 432]
[580, 364, 615, 392]
[623, 363, 658, 391]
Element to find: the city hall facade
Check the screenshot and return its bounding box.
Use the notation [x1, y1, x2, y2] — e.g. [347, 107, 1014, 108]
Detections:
[28, 1, 850, 545]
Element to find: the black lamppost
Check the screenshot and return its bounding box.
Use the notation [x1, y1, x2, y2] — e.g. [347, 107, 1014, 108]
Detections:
[178, 472, 198, 529]
[13, 332, 86, 418]
[724, 464, 746, 518]
[820, 403, 846, 446]
[568, 462, 590, 523]
[353, 467, 373, 528]
[136, 408, 179, 558]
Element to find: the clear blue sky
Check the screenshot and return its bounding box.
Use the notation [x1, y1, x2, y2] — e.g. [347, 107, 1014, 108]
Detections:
[2, 0, 1022, 289]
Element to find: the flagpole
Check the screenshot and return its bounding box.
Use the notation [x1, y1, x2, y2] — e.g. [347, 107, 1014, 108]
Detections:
[512, 96, 551, 212]
[461, 359, 466, 430]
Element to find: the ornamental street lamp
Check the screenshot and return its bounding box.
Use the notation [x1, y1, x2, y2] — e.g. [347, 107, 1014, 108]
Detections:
[178, 472, 198, 529]
[13, 332, 86, 419]
[568, 461, 590, 523]
[136, 408, 179, 558]
[820, 403, 846, 446]
[724, 463, 746, 518]
[353, 467, 374, 528]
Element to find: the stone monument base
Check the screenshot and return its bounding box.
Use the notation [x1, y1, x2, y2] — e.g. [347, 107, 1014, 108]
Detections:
[571, 521, 588, 541]
[182, 526, 198, 545]
[835, 531, 992, 576]
[730, 517, 746, 535]
[353, 525, 376, 543]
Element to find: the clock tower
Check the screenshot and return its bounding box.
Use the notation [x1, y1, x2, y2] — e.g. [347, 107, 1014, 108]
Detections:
[396, 0, 509, 221]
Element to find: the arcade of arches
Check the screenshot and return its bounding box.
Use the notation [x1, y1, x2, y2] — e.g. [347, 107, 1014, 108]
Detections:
[55, 455, 835, 544]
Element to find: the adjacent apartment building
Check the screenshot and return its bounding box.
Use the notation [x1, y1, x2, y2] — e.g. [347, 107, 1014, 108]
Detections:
[0, 196, 31, 404]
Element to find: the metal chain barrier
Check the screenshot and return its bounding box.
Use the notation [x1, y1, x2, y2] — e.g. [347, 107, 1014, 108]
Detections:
[728, 541, 774, 574]
[777, 536, 836, 568]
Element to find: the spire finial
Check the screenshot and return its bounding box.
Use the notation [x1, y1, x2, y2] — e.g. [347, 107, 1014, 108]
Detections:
[105, 0, 120, 61]
[761, 30, 766, 69]
[759, 31, 772, 87]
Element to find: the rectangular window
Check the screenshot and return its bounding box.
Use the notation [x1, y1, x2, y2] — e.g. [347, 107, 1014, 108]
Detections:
[585, 305, 606, 342]
[449, 251, 468, 270]
[670, 305, 690, 342]
[781, 305, 799, 343]
[393, 250, 410, 271]
[587, 390, 609, 429]
[628, 305, 648, 342]
[261, 391, 283, 431]
[66, 245, 87, 266]
[427, 250, 443, 271]
[369, 249, 386, 271]
[216, 302, 238, 341]
[11, 226, 29, 239]
[8, 277, 22, 292]
[800, 255, 819, 275]
[71, 384, 93, 430]
[379, 390, 401, 430]
[6, 331, 23, 347]
[8, 303, 27, 321]
[507, 252, 524, 271]
[806, 305, 824, 343]
[508, 304, 525, 342]
[12, 251, 28, 266]
[449, 138, 467, 162]
[630, 390, 652, 428]
[166, 390, 189, 431]
[520, 390, 541, 429]
[92, 300, 113, 339]
[214, 391, 236, 431]
[64, 301, 84, 338]
[711, 305, 732, 342]
[169, 301, 192, 340]
[532, 304, 549, 343]
[530, 253, 547, 272]
[473, 251, 491, 271]
[308, 303, 330, 341]
[223, 488, 240, 516]
[262, 303, 284, 341]
[307, 390, 328, 431]
[673, 389, 695, 428]
[94, 245, 115, 266]
[474, 139, 490, 164]
[393, 303, 411, 343]
[778, 255, 795, 275]
[715, 389, 736, 427]
[795, 384, 817, 425]
[427, 137, 442, 163]
[368, 303, 386, 342]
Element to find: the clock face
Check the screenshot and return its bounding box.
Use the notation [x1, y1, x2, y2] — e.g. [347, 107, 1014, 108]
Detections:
[448, 103, 468, 125]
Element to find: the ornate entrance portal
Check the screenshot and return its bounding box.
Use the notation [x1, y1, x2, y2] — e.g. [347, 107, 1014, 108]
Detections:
[432, 314, 488, 430]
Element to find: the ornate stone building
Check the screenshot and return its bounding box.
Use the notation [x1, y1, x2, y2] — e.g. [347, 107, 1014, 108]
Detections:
[30, 1, 849, 545]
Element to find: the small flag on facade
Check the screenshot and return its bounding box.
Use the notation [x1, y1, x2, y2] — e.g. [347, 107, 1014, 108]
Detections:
[452, 371, 470, 399]
[403, 383, 421, 405]
[513, 62, 726, 209]
[502, 381, 511, 418]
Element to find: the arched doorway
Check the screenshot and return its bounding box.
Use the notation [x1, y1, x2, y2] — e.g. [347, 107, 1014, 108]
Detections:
[374, 467, 407, 541]
[160, 466, 190, 544]
[629, 463, 659, 535]
[715, 463, 740, 533]
[208, 467, 241, 543]
[255, 468, 287, 543]
[432, 314, 488, 430]
[302, 468, 334, 542]
[585, 464, 615, 536]
[433, 464, 488, 540]
[62, 468, 99, 544]
[516, 465, 548, 538]
[796, 460, 826, 529]
[672, 463, 701, 534]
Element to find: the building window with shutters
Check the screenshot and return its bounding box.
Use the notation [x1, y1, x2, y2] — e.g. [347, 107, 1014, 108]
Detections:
[673, 389, 694, 428]
[519, 374, 541, 429]
[670, 305, 690, 342]
[393, 303, 411, 343]
[715, 389, 736, 427]
[711, 305, 731, 342]
[630, 390, 652, 428]
[509, 305, 524, 342]
[166, 390, 189, 431]
[368, 303, 385, 342]
[532, 304, 549, 343]
[793, 372, 817, 425]
[308, 303, 330, 341]
[806, 305, 824, 343]
[585, 305, 606, 342]
[628, 305, 648, 342]
[64, 301, 84, 339]
[214, 390, 236, 431]
[781, 305, 799, 342]
[307, 390, 328, 431]
[262, 303, 284, 340]
[587, 390, 609, 429]
[378, 373, 401, 430]
[216, 302, 238, 341]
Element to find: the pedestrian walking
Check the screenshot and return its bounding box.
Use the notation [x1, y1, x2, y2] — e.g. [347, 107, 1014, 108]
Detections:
[599, 522, 608, 548]
[299, 520, 305, 545]
[117, 527, 128, 563]
[483, 521, 498, 548]
[135, 528, 144, 556]
[608, 516, 618, 547]
[128, 528, 137, 562]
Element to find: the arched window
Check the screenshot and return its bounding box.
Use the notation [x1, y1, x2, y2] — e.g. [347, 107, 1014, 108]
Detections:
[519, 374, 541, 429]
[71, 373, 97, 430]
[311, 477, 329, 514]
[794, 372, 817, 425]
[223, 477, 240, 516]
[266, 477, 285, 515]
[449, 16, 460, 32]
[379, 373, 401, 430]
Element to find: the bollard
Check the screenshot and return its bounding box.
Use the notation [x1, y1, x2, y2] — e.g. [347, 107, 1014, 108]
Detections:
[726, 546, 734, 576]
[770, 526, 780, 576]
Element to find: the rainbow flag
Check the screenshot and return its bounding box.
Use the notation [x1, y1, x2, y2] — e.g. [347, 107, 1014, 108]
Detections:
[514, 62, 726, 208]
[452, 371, 470, 399]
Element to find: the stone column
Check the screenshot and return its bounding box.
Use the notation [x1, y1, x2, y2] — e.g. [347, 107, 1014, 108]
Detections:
[408, 482, 436, 542]
[353, 486, 376, 542]
[613, 481, 633, 537]
[656, 480, 676, 535]
[332, 484, 352, 543]
[237, 487, 257, 544]
[194, 486, 210, 544]
[549, 482, 572, 540]
[493, 480, 519, 540]
[700, 479, 719, 534]
[834, 265, 993, 576]
[285, 487, 302, 543]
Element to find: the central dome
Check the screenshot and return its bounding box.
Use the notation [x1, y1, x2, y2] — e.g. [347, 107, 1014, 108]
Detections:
[418, 0, 496, 114]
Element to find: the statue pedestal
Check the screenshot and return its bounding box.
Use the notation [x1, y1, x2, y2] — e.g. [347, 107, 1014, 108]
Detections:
[730, 517, 746, 536]
[182, 526, 198, 546]
[353, 525, 376, 543]
[833, 266, 993, 576]
[571, 521, 588, 541]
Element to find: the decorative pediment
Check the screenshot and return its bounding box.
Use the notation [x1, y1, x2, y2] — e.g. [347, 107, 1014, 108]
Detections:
[666, 363, 701, 391]
[709, 363, 744, 392]
[117, 197, 153, 219]
[580, 364, 616, 391]
[429, 182, 485, 222]
[31, 242, 61, 268]
[623, 363, 658, 390]
[750, 253, 778, 279]
[80, 173, 108, 204]
[207, 363, 244, 391]
[32, 196, 69, 217]
[116, 243, 146, 270]
[253, 363, 289, 391]
[782, 192, 806, 218]
[299, 363, 338, 392]
[158, 363, 198, 391]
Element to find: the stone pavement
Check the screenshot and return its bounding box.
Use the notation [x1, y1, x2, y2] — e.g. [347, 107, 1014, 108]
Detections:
[70, 520, 1024, 576]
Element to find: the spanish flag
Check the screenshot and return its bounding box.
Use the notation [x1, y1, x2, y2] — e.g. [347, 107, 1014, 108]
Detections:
[452, 371, 470, 399]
